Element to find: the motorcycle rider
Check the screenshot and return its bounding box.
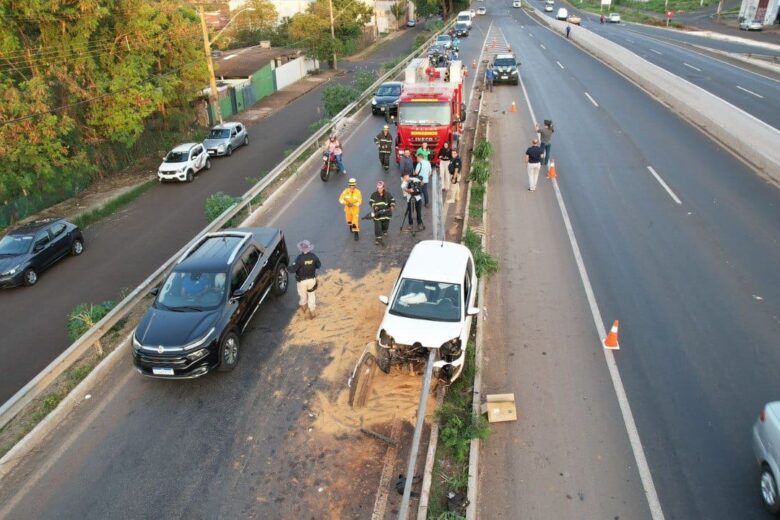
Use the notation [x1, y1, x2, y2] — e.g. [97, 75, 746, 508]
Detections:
[325, 134, 346, 175]
[338, 178, 362, 240]
[374, 124, 393, 172]
[369, 181, 396, 245]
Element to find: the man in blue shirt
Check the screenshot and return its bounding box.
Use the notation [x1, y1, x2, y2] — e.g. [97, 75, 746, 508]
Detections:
[485, 66, 495, 93]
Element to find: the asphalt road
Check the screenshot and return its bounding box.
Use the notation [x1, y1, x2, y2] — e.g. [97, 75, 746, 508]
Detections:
[0, 25, 422, 405]
[492, 3, 780, 519]
[0, 26, 486, 519]
[535, 4, 780, 129]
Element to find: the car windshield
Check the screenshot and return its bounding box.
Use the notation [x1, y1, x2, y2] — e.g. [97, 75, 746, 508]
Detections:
[494, 58, 516, 67]
[398, 102, 450, 126]
[456, 23, 468, 29]
[457, 15, 469, 21]
[164, 151, 189, 163]
[0, 234, 33, 256]
[377, 85, 401, 96]
[156, 271, 227, 311]
[389, 278, 461, 322]
[207, 128, 231, 139]
[436, 36, 451, 43]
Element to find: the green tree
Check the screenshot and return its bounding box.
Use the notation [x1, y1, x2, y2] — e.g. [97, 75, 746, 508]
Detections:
[289, 0, 373, 65]
[391, 1, 408, 28]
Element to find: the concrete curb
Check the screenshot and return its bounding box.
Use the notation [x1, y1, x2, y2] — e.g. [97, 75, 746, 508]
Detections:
[690, 43, 780, 74]
[529, 5, 780, 188]
[0, 335, 131, 481]
[465, 118, 490, 520]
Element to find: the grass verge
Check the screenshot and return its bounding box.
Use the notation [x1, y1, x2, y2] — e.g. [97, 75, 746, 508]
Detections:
[72, 180, 155, 230]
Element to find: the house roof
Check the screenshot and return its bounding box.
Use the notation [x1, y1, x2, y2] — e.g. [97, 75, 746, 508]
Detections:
[214, 46, 301, 79]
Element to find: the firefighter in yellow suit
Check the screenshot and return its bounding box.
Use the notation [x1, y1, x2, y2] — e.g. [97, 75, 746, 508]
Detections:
[339, 178, 362, 241]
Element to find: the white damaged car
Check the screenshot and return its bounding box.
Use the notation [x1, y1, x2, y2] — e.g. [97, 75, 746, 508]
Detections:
[375, 240, 479, 382]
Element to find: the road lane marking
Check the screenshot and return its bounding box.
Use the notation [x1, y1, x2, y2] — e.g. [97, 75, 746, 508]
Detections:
[683, 62, 702, 72]
[529, 32, 534, 37]
[736, 85, 764, 98]
[626, 38, 635, 43]
[540, 43, 546, 50]
[646, 166, 682, 204]
[650, 48, 663, 55]
[556, 60, 565, 69]
[518, 63, 666, 520]
[584, 92, 599, 107]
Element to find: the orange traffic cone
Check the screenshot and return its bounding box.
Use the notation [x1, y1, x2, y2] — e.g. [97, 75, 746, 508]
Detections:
[510, 101, 517, 113]
[472, 59, 476, 69]
[507, 44, 512, 52]
[464, 69, 469, 77]
[603, 320, 620, 350]
[547, 159, 557, 179]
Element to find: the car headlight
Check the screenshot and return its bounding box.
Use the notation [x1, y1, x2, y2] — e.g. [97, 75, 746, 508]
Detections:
[372, 98, 377, 105]
[379, 329, 395, 347]
[1, 265, 20, 276]
[133, 334, 142, 350]
[186, 348, 209, 361]
[511, 70, 519, 75]
[183, 327, 215, 351]
[441, 338, 462, 357]
[217, 144, 225, 151]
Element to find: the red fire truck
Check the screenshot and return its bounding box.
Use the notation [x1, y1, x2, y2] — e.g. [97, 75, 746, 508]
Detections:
[394, 57, 465, 165]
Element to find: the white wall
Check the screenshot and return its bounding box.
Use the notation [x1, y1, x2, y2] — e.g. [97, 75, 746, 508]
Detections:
[274, 56, 307, 90]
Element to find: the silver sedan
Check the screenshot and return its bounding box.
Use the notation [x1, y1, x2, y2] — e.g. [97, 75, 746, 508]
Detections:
[754, 402, 780, 514]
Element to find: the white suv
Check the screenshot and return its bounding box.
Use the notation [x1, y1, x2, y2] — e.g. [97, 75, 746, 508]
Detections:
[376, 241, 478, 382]
[158, 143, 211, 183]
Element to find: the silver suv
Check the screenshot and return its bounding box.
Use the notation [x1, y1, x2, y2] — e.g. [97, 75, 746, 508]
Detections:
[203, 122, 248, 157]
[754, 402, 780, 514]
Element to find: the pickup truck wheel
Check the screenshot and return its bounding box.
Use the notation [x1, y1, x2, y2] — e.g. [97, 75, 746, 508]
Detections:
[71, 238, 84, 256]
[23, 268, 38, 287]
[271, 260, 289, 296]
[205, 159, 212, 170]
[226, 145, 233, 157]
[377, 347, 392, 374]
[218, 332, 240, 371]
[186, 170, 194, 183]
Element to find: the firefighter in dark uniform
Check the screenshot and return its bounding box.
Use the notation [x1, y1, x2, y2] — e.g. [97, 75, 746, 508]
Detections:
[369, 181, 395, 245]
[374, 124, 393, 172]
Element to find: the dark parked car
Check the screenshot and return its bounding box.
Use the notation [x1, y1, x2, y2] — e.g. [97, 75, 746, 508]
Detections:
[0, 218, 84, 288]
[491, 53, 520, 85]
[371, 81, 404, 116]
[132, 228, 288, 378]
[454, 21, 470, 37]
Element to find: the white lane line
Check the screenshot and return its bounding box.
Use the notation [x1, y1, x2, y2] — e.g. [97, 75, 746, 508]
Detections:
[556, 60, 565, 69]
[683, 62, 702, 72]
[646, 166, 682, 204]
[529, 32, 534, 37]
[584, 92, 599, 107]
[518, 72, 667, 520]
[626, 38, 635, 43]
[650, 48, 663, 55]
[736, 85, 764, 98]
[540, 43, 546, 50]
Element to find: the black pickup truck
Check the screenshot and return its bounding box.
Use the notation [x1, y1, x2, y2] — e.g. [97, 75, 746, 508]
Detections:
[132, 228, 288, 378]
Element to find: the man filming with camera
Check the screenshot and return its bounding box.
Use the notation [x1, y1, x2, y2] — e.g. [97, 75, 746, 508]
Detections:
[401, 172, 425, 234]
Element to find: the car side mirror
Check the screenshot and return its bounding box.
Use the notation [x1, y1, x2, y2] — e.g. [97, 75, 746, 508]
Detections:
[33, 243, 45, 252]
[379, 295, 389, 305]
[149, 286, 159, 297]
[467, 306, 480, 316]
[231, 288, 247, 300]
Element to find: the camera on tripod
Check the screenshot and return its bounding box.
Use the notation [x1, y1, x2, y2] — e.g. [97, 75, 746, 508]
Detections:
[406, 177, 423, 199]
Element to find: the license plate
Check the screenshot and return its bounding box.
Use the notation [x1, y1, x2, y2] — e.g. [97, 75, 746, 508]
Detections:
[501, 75, 508, 79]
[152, 367, 174, 376]
[208, 150, 215, 155]
[380, 107, 386, 111]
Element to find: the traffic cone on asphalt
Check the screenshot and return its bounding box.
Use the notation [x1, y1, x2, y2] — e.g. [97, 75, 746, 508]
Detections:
[547, 159, 557, 179]
[464, 69, 469, 77]
[603, 320, 620, 350]
[472, 59, 476, 69]
[507, 44, 512, 52]
[510, 101, 517, 113]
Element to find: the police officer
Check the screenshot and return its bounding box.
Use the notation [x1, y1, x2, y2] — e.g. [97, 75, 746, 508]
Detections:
[374, 124, 393, 172]
[369, 181, 396, 245]
[288, 240, 321, 319]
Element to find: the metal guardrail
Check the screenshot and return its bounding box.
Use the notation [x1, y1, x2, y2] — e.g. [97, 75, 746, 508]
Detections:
[0, 22, 452, 431]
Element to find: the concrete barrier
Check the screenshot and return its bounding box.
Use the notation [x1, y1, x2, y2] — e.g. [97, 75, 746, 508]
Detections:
[531, 7, 780, 187]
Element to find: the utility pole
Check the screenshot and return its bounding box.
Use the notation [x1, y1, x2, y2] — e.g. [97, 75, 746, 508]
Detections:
[329, 0, 338, 70]
[199, 4, 222, 125]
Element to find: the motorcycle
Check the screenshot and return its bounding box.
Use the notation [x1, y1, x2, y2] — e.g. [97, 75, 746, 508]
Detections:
[320, 151, 337, 182]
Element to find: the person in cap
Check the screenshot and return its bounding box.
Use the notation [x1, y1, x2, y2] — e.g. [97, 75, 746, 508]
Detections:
[374, 124, 393, 173]
[369, 180, 396, 245]
[325, 133, 346, 175]
[288, 240, 321, 319]
[338, 178, 362, 240]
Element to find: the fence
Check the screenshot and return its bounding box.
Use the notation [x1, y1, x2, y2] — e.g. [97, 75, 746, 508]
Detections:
[274, 57, 307, 91]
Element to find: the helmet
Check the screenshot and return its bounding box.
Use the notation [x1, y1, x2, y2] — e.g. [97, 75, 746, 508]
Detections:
[383, 124, 389, 130]
[329, 134, 336, 140]
[348, 178, 357, 186]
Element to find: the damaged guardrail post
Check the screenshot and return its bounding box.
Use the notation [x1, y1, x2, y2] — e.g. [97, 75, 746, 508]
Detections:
[398, 348, 436, 520]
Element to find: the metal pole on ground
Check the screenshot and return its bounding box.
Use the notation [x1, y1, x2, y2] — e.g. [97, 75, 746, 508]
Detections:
[431, 172, 443, 241]
[398, 348, 436, 520]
